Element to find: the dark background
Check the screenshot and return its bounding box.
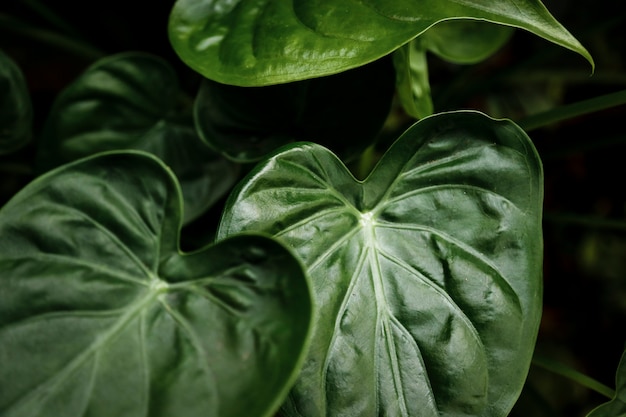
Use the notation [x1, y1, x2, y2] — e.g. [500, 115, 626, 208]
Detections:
[1, 0, 625, 415]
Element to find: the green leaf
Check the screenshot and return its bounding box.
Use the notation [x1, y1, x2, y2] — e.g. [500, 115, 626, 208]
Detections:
[0, 49, 32, 154]
[194, 56, 395, 163]
[168, 0, 593, 86]
[219, 110, 544, 416]
[0, 151, 312, 417]
[423, 20, 515, 65]
[36, 52, 238, 223]
[587, 350, 626, 417]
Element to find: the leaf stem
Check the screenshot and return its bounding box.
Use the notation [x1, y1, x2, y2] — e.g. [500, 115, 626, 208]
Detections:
[0, 13, 105, 61]
[517, 89, 626, 132]
[354, 144, 378, 180]
[21, 0, 84, 39]
[544, 212, 626, 232]
[532, 353, 615, 399]
[0, 162, 34, 176]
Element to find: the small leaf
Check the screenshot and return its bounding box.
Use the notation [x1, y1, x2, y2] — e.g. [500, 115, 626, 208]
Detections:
[219, 110, 544, 416]
[0, 49, 32, 154]
[194, 56, 395, 162]
[169, 0, 593, 86]
[423, 20, 514, 65]
[36, 52, 238, 223]
[587, 350, 626, 417]
[0, 151, 312, 417]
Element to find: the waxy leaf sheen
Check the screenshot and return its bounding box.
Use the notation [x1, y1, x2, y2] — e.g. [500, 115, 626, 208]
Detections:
[0, 151, 312, 417]
[169, 0, 593, 86]
[36, 52, 238, 224]
[219, 111, 544, 416]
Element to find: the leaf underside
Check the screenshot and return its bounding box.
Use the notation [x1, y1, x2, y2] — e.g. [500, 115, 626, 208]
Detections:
[0, 151, 312, 417]
[194, 55, 395, 162]
[218, 110, 544, 416]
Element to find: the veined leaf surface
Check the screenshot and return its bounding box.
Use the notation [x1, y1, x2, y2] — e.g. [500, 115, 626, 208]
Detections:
[169, 0, 593, 86]
[219, 111, 544, 416]
[0, 151, 312, 417]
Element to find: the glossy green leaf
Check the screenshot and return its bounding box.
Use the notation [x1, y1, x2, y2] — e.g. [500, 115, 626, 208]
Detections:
[169, 0, 593, 86]
[36, 52, 238, 223]
[423, 20, 515, 64]
[0, 151, 312, 417]
[219, 111, 544, 416]
[0, 49, 32, 154]
[587, 350, 626, 417]
[194, 56, 395, 163]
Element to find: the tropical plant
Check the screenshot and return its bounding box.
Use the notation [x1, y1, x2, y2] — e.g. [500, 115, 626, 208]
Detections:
[1, 0, 625, 416]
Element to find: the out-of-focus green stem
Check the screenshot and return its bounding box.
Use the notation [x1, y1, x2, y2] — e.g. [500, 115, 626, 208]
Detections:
[544, 212, 626, 231]
[355, 145, 378, 180]
[517, 89, 626, 132]
[22, 0, 82, 38]
[532, 353, 615, 399]
[0, 13, 105, 61]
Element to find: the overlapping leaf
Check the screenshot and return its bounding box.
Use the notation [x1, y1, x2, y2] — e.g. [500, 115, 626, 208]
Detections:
[169, 0, 593, 86]
[219, 111, 544, 416]
[0, 151, 312, 417]
[36, 52, 238, 223]
[0, 49, 32, 154]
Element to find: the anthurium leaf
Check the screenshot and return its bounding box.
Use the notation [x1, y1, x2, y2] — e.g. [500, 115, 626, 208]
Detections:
[169, 0, 593, 86]
[0, 151, 312, 417]
[219, 110, 543, 416]
[0, 49, 32, 154]
[423, 20, 515, 64]
[36, 52, 238, 223]
[194, 56, 395, 163]
[587, 350, 626, 417]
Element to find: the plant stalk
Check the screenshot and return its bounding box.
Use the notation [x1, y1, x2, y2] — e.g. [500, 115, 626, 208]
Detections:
[0, 13, 105, 61]
[517, 89, 626, 131]
[532, 353, 615, 399]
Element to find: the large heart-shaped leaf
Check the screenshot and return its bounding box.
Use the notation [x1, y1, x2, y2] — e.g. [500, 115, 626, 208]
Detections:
[0, 49, 32, 154]
[194, 55, 395, 162]
[36, 52, 238, 224]
[169, 0, 593, 86]
[587, 350, 626, 417]
[218, 111, 544, 416]
[0, 151, 312, 417]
